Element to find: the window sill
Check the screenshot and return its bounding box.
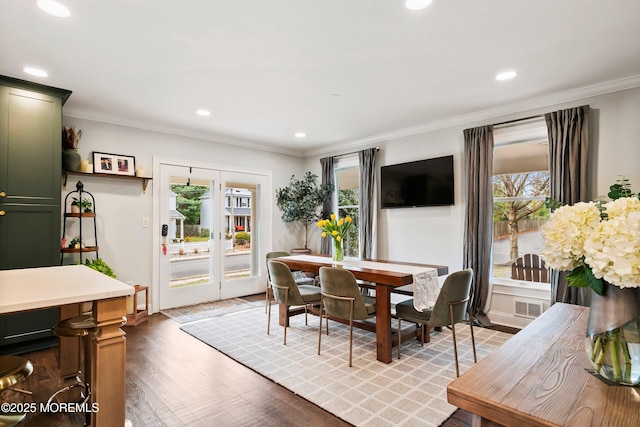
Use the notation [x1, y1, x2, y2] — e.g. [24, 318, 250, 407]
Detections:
[491, 277, 550, 291]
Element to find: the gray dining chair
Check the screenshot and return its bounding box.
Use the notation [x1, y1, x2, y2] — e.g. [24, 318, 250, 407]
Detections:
[265, 251, 316, 313]
[318, 266, 376, 367]
[395, 268, 477, 377]
[267, 260, 321, 345]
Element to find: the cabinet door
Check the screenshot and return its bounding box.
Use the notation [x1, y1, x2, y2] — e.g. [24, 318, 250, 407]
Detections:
[0, 85, 62, 205]
[0, 204, 60, 269]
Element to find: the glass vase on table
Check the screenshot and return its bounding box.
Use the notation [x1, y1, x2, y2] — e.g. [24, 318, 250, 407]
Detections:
[332, 237, 344, 262]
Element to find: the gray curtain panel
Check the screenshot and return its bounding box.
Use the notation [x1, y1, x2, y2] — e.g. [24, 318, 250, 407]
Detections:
[359, 148, 378, 259]
[463, 125, 494, 326]
[545, 105, 590, 306]
[320, 156, 335, 255]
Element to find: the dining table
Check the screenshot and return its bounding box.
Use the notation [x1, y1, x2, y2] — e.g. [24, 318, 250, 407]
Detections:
[0, 264, 134, 427]
[274, 254, 448, 364]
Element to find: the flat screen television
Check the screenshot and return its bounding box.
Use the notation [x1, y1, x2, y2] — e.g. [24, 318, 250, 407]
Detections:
[380, 155, 454, 208]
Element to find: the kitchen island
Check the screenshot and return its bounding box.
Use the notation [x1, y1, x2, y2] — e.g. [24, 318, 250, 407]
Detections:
[0, 265, 134, 427]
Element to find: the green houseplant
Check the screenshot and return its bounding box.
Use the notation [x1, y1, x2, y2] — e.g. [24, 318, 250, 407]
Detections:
[276, 172, 332, 250]
[71, 197, 93, 213]
[84, 258, 116, 278]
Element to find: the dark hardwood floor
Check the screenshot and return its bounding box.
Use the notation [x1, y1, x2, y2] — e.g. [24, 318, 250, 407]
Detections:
[5, 295, 517, 426]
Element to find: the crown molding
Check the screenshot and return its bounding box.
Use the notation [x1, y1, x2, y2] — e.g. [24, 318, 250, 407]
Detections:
[62, 107, 306, 158]
[303, 74, 640, 157]
[65, 74, 640, 160]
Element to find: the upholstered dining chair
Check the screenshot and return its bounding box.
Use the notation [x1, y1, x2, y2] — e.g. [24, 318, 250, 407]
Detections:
[265, 251, 316, 313]
[318, 266, 376, 367]
[265, 251, 291, 312]
[267, 260, 321, 345]
[395, 268, 477, 377]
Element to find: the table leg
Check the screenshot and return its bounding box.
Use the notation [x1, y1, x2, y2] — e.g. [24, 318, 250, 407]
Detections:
[278, 302, 289, 327]
[91, 296, 127, 427]
[375, 284, 393, 363]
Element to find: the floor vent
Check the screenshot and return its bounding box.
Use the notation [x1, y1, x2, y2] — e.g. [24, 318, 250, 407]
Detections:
[514, 301, 543, 318]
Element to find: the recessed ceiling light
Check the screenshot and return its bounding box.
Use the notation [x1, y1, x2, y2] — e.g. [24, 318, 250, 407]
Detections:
[405, 0, 433, 11]
[294, 132, 306, 138]
[496, 70, 517, 81]
[23, 67, 48, 77]
[196, 110, 211, 116]
[37, 0, 71, 18]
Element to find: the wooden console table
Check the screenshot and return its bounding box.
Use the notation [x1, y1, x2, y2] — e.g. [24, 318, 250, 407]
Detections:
[447, 303, 640, 427]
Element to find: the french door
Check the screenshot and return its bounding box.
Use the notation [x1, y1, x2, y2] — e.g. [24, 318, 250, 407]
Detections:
[156, 162, 270, 310]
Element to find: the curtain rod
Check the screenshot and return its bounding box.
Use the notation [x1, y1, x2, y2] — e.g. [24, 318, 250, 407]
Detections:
[492, 114, 544, 127]
[332, 146, 380, 159]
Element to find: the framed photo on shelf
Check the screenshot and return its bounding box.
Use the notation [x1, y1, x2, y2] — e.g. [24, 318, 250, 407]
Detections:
[92, 152, 136, 176]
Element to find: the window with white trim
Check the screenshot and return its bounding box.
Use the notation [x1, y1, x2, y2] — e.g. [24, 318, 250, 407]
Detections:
[492, 119, 551, 283]
[334, 156, 360, 257]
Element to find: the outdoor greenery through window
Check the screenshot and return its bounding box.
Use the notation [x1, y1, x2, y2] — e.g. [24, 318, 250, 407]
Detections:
[335, 158, 360, 257]
[492, 119, 551, 283]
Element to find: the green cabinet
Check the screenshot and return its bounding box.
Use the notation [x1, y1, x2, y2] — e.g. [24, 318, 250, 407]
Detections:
[0, 75, 71, 353]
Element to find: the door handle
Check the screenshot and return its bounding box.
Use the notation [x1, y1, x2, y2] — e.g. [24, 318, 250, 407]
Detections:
[0, 191, 5, 197]
[0, 210, 5, 216]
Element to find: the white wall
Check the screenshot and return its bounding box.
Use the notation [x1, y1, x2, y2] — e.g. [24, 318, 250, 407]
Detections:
[305, 86, 640, 323]
[62, 85, 640, 317]
[60, 117, 306, 299]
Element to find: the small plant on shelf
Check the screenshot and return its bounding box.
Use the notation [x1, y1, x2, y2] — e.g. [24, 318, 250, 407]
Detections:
[71, 197, 93, 213]
[69, 237, 80, 248]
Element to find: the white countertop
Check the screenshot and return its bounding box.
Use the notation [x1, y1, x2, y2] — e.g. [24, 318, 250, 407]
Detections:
[0, 265, 135, 314]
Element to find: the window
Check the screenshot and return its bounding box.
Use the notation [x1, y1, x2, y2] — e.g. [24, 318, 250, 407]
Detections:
[334, 157, 360, 257]
[492, 119, 550, 283]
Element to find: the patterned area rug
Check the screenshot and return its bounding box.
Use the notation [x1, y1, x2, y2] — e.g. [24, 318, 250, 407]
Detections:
[180, 307, 511, 427]
[160, 298, 264, 323]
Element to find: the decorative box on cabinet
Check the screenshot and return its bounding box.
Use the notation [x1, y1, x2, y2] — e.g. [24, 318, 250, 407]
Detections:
[0, 75, 71, 354]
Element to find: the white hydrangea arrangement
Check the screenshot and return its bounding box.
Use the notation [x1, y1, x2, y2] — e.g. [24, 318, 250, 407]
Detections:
[541, 180, 640, 294]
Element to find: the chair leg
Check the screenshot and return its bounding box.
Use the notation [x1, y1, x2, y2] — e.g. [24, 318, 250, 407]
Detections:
[450, 307, 460, 377]
[265, 284, 270, 314]
[267, 297, 271, 335]
[469, 307, 478, 364]
[304, 305, 308, 325]
[348, 301, 354, 367]
[317, 297, 323, 355]
[283, 292, 288, 345]
[397, 318, 402, 359]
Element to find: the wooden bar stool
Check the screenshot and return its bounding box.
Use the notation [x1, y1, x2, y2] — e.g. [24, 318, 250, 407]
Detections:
[47, 314, 99, 426]
[0, 355, 34, 426]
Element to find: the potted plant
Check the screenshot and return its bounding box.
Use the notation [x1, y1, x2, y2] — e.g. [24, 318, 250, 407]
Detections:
[275, 172, 332, 251]
[71, 197, 93, 213]
[62, 126, 82, 172]
[84, 258, 116, 278]
[68, 236, 85, 249]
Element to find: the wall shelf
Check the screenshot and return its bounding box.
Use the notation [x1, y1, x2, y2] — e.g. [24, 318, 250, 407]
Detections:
[62, 170, 152, 193]
[64, 212, 96, 218]
[61, 246, 99, 254]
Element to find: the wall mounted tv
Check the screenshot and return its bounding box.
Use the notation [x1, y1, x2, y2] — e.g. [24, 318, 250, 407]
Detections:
[380, 155, 454, 208]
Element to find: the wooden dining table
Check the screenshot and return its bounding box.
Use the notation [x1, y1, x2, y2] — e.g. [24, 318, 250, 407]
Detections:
[0, 265, 134, 427]
[447, 303, 640, 426]
[274, 254, 448, 364]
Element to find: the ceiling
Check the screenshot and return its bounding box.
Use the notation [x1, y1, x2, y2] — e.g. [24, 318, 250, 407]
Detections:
[2, 1, 639, 157]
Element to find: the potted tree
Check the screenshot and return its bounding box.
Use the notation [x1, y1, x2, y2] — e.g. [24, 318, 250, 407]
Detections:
[276, 172, 332, 251]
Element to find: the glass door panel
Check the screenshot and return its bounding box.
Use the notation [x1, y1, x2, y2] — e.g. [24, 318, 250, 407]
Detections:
[159, 164, 220, 309]
[220, 171, 268, 299]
